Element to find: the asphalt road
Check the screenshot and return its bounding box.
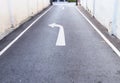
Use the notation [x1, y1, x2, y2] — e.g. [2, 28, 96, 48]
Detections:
[0, 3, 120, 83]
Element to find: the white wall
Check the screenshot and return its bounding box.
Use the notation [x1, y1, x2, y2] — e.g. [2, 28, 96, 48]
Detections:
[81, 0, 87, 9]
[80, 0, 120, 39]
[11, 0, 29, 27]
[116, 0, 120, 39]
[86, 0, 94, 15]
[95, 0, 114, 30]
[0, 0, 11, 33]
[0, 0, 50, 40]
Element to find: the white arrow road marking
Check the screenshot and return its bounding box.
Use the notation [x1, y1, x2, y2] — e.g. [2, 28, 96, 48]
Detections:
[49, 23, 66, 46]
[62, 7, 64, 10]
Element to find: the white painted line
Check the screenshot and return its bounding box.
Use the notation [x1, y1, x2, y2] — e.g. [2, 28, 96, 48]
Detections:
[76, 7, 120, 57]
[0, 6, 53, 56]
[49, 23, 66, 46]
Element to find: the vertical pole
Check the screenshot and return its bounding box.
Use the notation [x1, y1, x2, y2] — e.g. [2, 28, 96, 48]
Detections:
[86, 0, 87, 9]
[50, 0, 53, 5]
[93, 0, 95, 17]
[7, 0, 14, 28]
[27, 0, 30, 16]
[76, 0, 78, 5]
[37, 0, 39, 13]
[111, 0, 119, 35]
[78, 0, 81, 5]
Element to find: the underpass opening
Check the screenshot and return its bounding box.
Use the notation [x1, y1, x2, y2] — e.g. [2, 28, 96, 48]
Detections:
[51, 0, 78, 5]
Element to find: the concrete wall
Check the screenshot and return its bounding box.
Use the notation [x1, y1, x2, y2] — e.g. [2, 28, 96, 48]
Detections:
[116, 0, 120, 39]
[80, 0, 120, 39]
[0, 0, 50, 40]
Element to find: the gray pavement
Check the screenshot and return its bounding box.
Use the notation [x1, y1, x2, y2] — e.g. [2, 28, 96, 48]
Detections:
[0, 3, 120, 83]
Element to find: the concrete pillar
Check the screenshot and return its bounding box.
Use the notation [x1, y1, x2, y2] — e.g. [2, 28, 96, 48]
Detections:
[110, 0, 119, 35]
[7, 0, 14, 28]
[93, 0, 95, 17]
[85, 0, 88, 9]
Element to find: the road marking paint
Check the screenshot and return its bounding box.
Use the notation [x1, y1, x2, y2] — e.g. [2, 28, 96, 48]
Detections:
[0, 6, 53, 56]
[76, 7, 120, 57]
[49, 23, 66, 46]
[62, 7, 65, 10]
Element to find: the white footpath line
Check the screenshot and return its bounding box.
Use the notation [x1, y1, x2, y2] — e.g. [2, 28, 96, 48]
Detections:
[0, 6, 53, 56]
[76, 7, 120, 57]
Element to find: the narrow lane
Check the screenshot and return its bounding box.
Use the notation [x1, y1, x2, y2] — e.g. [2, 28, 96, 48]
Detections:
[0, 3, 120, 83]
